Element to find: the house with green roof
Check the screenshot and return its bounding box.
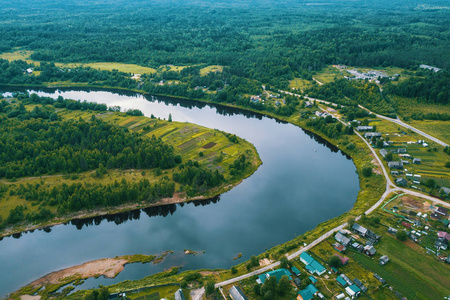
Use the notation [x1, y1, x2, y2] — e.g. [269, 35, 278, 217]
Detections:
[299, 252, 326, 276]
[291, 266, 301, 276]
[256, 268, 291, 284]
[297, 289, 313, 300]
[336, 275, 348, 287]
[308, 276, 317, 284]
[345, 284, 361, 299]
[297, 284, 319, 300]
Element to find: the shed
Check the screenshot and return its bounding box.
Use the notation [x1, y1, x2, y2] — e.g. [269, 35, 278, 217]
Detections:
[413, 158, 421, 164]
[334, 242, 346, 252]
[309, 276, 317, 284]
[379, 255, 390, 265]
[396, 178, 407, 186]
[435, 206, 449, 216]
[401, 221, 411, 228]
[175, 289, 186, 300]
[440, 186, 450, 195]
[229, 286, 249, 300]
[397, 148, 407, 153]
[380, 149, 388, 158]
[345, 284, 361, 298]
[291, 266, 301, 276]
[353, 278, 367, 292]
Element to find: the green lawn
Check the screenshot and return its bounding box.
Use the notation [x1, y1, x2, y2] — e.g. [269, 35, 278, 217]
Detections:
[350, 235, 450, 299]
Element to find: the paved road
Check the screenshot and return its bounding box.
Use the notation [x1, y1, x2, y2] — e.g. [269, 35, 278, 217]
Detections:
[357, 104, 448, 147]
[279, 89, 448, 147]
[215, 93, 449, 290]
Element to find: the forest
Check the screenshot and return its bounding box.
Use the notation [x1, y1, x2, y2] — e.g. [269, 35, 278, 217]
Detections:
[0, 0, 448, 118]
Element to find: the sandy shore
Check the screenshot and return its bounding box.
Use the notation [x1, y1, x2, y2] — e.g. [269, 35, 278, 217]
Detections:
[29, 257, 130, 288]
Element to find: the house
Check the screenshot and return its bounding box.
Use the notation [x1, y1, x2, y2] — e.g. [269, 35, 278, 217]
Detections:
[435, 206, 449, 217]
[380, 149, 388, 158]
[309, 276, 317, 284]
[299, 252, 326, 276]
[413, 158, 421, 164]
[379, 255, 390, 265]
[175, 289, 186, 300]
[229, 286, 249, 300]
[294, 278, 302, 287]
[256, 268, 291, 284]
[336, 275, 348, 287]
[356, 126, 373, 132]
[297, 284, 319, 300]
[396, 178, 407, 186]
[363, 245, 376, 256]
[437, 231, 450, 241]
[435, 238, 448, 250]
[397, 148, 407, 154]
[364, 132, 382, 138]
[334, 242, 346, 252]
[352, 223, 368, 237]
[345, 284, 361, 299]
[390, 170, 399, 175]
[388, 161, 403, 169]
[334, 253, 349, 265]
[291, 266, 301, 276]
[335, 232, 351, 246]
[297, 290, 313, 300]
[305, 101, 313, 108]
[353, 278, 367, 292]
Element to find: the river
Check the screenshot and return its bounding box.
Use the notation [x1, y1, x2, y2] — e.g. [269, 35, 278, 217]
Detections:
[0, 88, 359, 296]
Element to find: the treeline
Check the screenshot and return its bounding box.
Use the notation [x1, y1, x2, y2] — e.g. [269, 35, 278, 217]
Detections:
[4, 177, 175, 226]
[173, 160, 225, 196]
[306, 116, 353, 139]
[383, 70, 449, 105]
[0, 98, 177, 178]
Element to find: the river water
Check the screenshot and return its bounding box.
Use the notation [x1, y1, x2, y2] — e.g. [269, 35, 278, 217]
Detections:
[0, 89, 359, 296]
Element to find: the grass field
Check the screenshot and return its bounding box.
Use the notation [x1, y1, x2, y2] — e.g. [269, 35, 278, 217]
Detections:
[288, 78, 312, 91]
[200, 65, 223, 76]
[56, 62, 157, 74]
[0, 50, 157, 74]
[313, 66, 345, 84]
[350, 235, 450, 299]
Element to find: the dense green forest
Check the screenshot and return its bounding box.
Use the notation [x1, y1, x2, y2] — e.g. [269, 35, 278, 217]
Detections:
[0, 0, 449, 117]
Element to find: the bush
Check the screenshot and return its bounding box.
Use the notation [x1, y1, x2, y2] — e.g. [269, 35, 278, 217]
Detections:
[396, 230, 408, 241]
[329, 255, 343, 268]
[445, 162, 450, 168]
[362, 165, 372, 177]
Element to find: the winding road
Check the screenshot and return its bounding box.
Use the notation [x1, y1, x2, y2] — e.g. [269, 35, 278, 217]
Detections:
[214, 91, 449, 291]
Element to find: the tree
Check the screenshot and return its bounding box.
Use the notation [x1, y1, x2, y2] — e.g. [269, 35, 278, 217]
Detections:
[396, 230, 408, 241]
[277, 275, 292, 295]
[385, 152, 393, 161]
[348, 216, 356, 228]
[280, 256, 289, 269]
[329, 255, 343, 268]
[231, 266, 237, 274]
[205, 280, 215, 295]
[168, 113, 172, 122]
[362, 165, 372, 177]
